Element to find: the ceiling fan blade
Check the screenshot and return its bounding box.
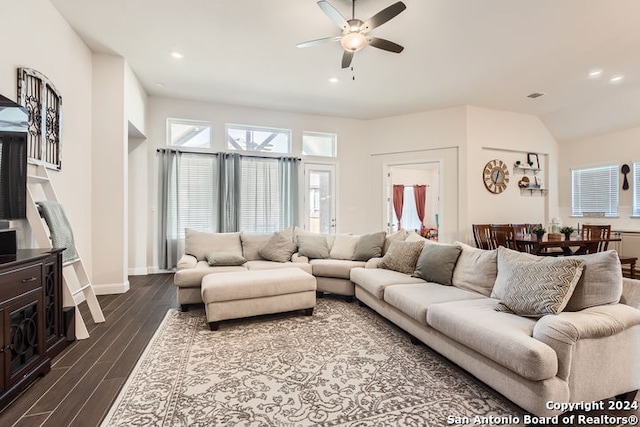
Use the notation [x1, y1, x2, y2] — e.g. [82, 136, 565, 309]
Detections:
[317, 0, 348, 29]
[363, 1, 407, 31]
[368, 37, 404, 53]
[341, 50, 354, 69]
[296, 36, 341, 48]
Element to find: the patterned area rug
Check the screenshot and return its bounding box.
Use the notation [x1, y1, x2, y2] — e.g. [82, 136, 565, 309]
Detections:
[101, 299, 525, 426]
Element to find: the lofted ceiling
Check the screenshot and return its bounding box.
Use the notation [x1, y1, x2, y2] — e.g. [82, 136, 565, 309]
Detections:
[50, 0, 640, 142]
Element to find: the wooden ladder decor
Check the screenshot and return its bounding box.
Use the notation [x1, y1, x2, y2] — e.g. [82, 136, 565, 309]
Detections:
[25, 163, 105, 339]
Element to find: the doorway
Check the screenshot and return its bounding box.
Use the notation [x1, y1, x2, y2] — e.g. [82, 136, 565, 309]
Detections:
[303, 163, 336, 234]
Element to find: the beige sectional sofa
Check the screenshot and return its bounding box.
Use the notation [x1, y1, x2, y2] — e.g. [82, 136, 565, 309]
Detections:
[173, 227, 640, 418]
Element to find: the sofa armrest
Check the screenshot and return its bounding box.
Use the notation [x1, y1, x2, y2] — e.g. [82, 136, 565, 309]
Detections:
[365, 257, 384, 269]
[533, 304, 640, 380]
[621, 277, 640, 309]
[177, 254, 197, 271]
[291, 252, 309, 264]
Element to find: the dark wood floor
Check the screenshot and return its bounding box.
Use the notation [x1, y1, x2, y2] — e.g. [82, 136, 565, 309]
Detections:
[0, 273, 177, 427]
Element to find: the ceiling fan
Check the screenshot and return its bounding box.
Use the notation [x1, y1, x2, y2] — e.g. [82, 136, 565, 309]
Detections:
[297, 0, 406, 69]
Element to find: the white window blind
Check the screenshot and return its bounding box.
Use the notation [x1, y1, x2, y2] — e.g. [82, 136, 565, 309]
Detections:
[571, 165, 619, 217]
[633, 162, 640, 216]
[239, 157, 282, 233]
[173, 153, 217, 237]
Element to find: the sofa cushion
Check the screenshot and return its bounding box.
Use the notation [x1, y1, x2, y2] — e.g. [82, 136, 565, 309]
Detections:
[384, 283, 484, 325]
[174, 261, 247, 288]
[495, 255, 584, 317]
[427, 298, 558, 381]
[310, 259, 366, 279]
[329, 234, 360, 260]
[412, 243, 462, 286]
[350, 267, 425, 299]
[379, 240, 424, 275]
[352, 231, 386, 261]
[452, 242, 497, 296]
[258, 230, 297, 262]
[245, 260, 313, 275]
[185, 229, 242, 261]
[205, 251, 247, 267]
[240, 232, 272, 261]
[564, 250, 623, 311]
[297, 234, 330, 259]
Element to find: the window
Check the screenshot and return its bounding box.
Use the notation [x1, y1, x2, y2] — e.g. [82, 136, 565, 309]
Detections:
[393, 186, 424, 231]
[571, 165, 619, 217]
[633, 162, 640, 217]
[167, 119, 212, 149]
[226, 124, 291, 154]
[303, 132, 337, 157]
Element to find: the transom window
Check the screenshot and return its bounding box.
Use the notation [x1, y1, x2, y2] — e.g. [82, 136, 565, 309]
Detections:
[302, 132, 337, 157]
[571, 165, 619, 217]
[226, 124, 291, 154]
[167, 119, 212, 149]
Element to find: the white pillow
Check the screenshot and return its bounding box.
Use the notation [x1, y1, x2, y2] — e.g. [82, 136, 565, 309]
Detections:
[452, 242, 497, 296]
[330, 234, 360, 260]
[184, 229, 242, 261]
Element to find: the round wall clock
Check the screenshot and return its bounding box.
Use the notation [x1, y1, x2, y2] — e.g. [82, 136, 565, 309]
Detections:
[483, 159, 509, 194]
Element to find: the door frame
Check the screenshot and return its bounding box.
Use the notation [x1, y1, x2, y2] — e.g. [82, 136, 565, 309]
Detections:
[303, 163, 337, 234]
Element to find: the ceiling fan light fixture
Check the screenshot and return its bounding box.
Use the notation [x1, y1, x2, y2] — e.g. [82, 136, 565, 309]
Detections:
[341, 32, 367, 52]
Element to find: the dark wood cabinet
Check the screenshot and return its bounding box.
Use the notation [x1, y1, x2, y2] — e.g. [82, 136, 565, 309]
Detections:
[0, 248, 68, 410]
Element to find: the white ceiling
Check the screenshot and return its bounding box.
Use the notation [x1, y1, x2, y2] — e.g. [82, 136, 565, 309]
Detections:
[50, 0, 640, 142]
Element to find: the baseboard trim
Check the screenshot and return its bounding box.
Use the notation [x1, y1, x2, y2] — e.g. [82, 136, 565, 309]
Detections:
[94, 281, 131, 295]
[128, 267, 149, 276]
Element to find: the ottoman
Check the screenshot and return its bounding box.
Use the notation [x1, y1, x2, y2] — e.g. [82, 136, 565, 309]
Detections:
[201, 268, 317, 330]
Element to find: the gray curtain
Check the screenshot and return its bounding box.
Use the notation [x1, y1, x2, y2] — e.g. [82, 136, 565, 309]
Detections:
[279, 156, 300, 229]
[218, 152, 241, 232]
[157, 149, 179, 269]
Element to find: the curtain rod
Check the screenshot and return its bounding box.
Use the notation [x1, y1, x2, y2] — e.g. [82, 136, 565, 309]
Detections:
[156, 148, 301, 161]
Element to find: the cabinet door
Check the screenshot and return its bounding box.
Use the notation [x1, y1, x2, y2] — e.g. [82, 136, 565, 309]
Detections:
[4, 290, 45, 389]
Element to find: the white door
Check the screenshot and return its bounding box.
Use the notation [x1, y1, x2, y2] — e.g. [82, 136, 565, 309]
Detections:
[304, 164, 336, 234]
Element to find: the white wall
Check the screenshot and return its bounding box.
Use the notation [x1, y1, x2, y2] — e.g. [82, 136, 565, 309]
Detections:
[464, 106, 559, 243]
[1, 0, 94, 269]
[558, 125, 640, 231]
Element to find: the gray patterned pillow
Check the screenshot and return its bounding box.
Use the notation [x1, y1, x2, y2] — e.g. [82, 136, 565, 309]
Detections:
[495, 256, 585, 317]
[258, 230, 297, 262]
[379, 240, 425, 275]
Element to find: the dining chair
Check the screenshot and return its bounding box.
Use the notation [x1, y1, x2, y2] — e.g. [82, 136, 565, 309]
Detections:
[488, 224, 516, 250]
[472, 224, 492, 249]
[580, 224, 611, 253]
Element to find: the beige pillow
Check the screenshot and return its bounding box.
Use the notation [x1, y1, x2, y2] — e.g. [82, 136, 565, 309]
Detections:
[205, 251, 247, 266]
[380, 240, 424, 275]
[184, 229, 242, 261]
[258, 230, 298, 262]
[383, 230, 408, 254]
[494, 255, 584, 317]
[297, 235, 330, 259]
[330, 234, 360, 260]
[240, 232, 272, 261]
[452, 242, 497, 296]
[405, 231, 427, 242]
[563, 250, 623, 311]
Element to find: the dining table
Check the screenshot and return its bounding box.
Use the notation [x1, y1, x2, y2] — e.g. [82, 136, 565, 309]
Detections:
[513, 235, 621, 256]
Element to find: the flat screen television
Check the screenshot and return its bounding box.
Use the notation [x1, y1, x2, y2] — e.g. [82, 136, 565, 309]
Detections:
[0, 132, 27, 219]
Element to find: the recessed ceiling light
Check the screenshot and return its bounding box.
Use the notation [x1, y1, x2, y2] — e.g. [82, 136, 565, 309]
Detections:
[609, 75, 624, 84]
[171, 51, 184, 59]
[155, 82, 164, 87]
[328, 77, 339, 83]
[588, 69, 603, 79]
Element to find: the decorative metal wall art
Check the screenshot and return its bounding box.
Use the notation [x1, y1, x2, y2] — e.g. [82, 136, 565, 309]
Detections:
[17, 68, 62, 170]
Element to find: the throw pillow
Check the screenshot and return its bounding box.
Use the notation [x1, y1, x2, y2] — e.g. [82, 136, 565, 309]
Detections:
[451, 242, 497, 296]
[563, 250, 623, 311]
[185, 229, 242, 261]
[330, 234, 360, 260]
[492, 247, 542, 300]
[379, 240, 425, 275]
[297, 234, 330, 259]
[383, 229, 408, 255]
[412, 243, 462, 286]
[405, 231, 428, 242]
[258, 230, 298, 262]
[494, 256, 585, 317]
[240, 232, 272, 261]
[352, 231, 387, 261]
[205, 251, 247, 266]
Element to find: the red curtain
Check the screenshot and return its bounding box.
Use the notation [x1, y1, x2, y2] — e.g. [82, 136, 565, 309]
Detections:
[392, 185, 404, 230]
[413, 185, 427, 235]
